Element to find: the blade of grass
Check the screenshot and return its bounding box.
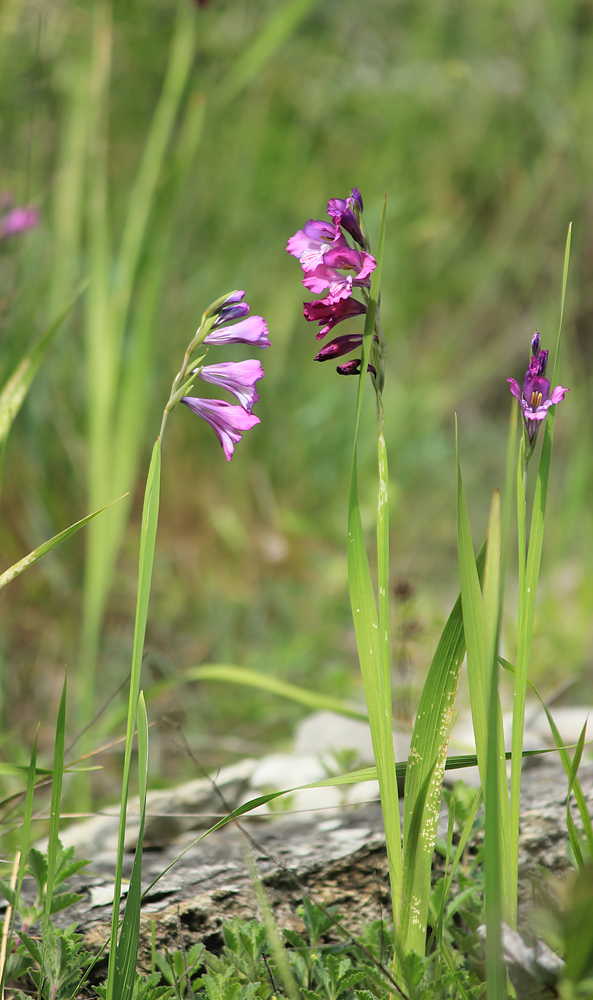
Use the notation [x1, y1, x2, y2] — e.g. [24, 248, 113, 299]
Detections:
[0, 494, 126, 590]
[0, 281, 88, 498]
[0, 731, 38, 996]
[457, 431, 511, 923]
[483, 491, 507, 997]
[43, 677, 67, 941]
[105, 439, 160, 1000]
[510, 222, 572, 920]
[182, 664, 368, 721]
[217, 0, 320, 107]
[401, 540, 486, 955]
[244, 849, 300, 1000]
[501, 657, 593, 861]
[113, 692, 149, 999]
[80, 0, 195, 737]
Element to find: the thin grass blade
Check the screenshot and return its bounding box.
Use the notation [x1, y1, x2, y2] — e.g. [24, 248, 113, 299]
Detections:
[0, 494, 126, 591]
[106, 440, 160, 1000]
[43, 677, 67, 940]
[113, 692, 149, 999]
[182, 664, 368, 720]
[218, 0, 320, 107]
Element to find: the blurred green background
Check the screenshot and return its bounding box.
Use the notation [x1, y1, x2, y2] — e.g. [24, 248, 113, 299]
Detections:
[0, 0, 592, 804]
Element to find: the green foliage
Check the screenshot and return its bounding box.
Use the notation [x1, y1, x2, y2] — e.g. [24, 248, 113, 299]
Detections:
[0, 839, 89, 930]
[15, 922, 92, 1000]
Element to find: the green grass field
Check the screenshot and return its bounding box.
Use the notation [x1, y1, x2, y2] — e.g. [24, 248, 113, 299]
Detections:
[1, 0, 591, 802]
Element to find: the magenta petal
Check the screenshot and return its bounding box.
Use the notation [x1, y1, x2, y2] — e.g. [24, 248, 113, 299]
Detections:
[197, 359, 264, 411]
[507, 378, 522, 401]
[549, 385, 569, 405]
[302, 265, 353, 302]
[204, 315, 270, 348]
[182, 397, 260, 461]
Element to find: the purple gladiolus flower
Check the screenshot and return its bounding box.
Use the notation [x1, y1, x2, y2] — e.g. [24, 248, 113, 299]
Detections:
[212, 291, 251, 325]
[286, 220, 348, 271]
[182, 397, 260, 461]
[0, 205, 39, 239]
[204, 315, 270, 348]
[507, 332, 569, 445]
[327, 194, 365, 247]
[303, 296, 367, 339]
[195, 359, 264, 411]
[314, 333, 364, 361]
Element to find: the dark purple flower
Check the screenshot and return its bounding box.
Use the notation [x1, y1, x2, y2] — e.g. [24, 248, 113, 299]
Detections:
[204, 315, 270, 348]
[0, 205, 39, 239]
[350, 187, 363, 211]
[507, 332, 569, 445]
[327, 193, 365, 247]
[182, 397, 260, 461]
[314, 333, 364, 362]
[336, 358, 376, 377]
[195, 359, 264, 411]
[303, 296, 367, 340]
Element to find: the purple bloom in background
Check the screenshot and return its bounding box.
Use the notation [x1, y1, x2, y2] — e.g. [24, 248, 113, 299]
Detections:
[182, 397, 260, 461]
[303, 296, 367, 339]
[314, 333, 364, 361]
[0, 205, 39, 239]
[507, 331, 569, 445]
[195, 359, 264, 411]
[204, 315, 270, 348]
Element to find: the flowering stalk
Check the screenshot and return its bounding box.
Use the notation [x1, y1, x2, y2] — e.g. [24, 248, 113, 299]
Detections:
[106, 289, 268, 999]
[507, 226, 573, 937]
[288, 192, 403, 957]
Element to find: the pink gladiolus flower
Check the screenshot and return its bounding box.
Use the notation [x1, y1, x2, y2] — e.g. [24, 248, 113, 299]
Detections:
[195, 360, 264, 411]
[204, 315, 270, 348]
[286, 220, 348, 272]
[182, 397, 260, 461]
[0, 206, 39, 239]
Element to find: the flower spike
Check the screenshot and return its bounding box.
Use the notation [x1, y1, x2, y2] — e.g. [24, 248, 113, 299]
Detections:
[507, 331, 569, 449]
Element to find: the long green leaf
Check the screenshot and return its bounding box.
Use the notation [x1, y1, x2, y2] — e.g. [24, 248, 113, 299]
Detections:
[0, 280, 87, 448]
[401, 540, 486, 955]
[0, 494, 126, 591]
[113, 692, 149, 999]
[501, 656, 593, 861]
[483, 492, 506, 996]
[510, 223, 572, 913]
[457, 431, 511, 924]
[43, 677, 67, 940]
[217, 0, 320, 107]
[106, 439, 161, 1000]
[182, 664, 368, 721]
